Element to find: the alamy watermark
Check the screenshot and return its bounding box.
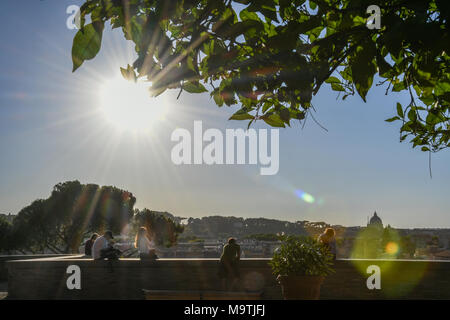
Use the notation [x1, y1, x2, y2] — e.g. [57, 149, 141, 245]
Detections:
[66, 4, 381, 30]
[66, 265, 81, 290]
[170, 121, 279, 175]
[66, 5, 81, 30]
[366, 265, 381, 290]
[367, 5, 381, 30]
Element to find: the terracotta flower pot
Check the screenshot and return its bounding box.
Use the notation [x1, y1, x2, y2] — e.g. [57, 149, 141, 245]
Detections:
[277, 275, 324, 300]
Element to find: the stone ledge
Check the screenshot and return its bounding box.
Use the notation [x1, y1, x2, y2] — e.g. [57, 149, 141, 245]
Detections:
[6, 258, 450, 299]
[0, 254, 73, 281]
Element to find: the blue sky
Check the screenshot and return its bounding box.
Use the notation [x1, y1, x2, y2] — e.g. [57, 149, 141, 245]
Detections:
[0, 0, 449, 228]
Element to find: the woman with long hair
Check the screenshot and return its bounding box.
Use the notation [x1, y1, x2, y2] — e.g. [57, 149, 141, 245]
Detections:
[135, 226, 157, 260]
[318, 228, 337, 260]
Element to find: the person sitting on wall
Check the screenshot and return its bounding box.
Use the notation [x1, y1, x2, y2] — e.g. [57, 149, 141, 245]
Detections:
[218, 237, 241, 291]
[92, 230, 121, 260]
[135, 226, 158, 260]
[84, 233, 99, 256]
[318, 228, 337, 260]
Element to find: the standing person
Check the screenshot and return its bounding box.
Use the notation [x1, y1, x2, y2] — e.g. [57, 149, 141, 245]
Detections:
[318, 228, 337, 260]
[135, 226, 157, 260]
[218, 238, 241, 291]
[84, 233, 99, 256]
[92, 230, 119, 260]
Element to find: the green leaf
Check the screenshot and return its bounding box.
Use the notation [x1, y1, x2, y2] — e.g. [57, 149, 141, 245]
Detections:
[262, 102, 272, 113]
[212, 91, 224, 107]
[295, 111, 306, 120]
[325, 76, 341, 84]
[396, 103, 404, 118]
[376, 54, 393, 77]
[72, 22, 104, 72]
[183, 81, 207, 93]
[350, 42, 377, 102]
[279, 108, 290, 122]
[392, 81, 406, 92]
[426, 110, 443, 125]
[407, 109, 417, 121]
[385, 116, 400, 122]
[262, 114, 286, 127]
[331, 83, 345, 91]
[229, 107, 254, 120]
[239, 9, 261, 22]
[120, 64, 137, 82]
[246, 0, 278, 22]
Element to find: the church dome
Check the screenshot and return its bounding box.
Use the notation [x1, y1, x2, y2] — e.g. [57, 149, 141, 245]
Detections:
[368, 212, 383, 227]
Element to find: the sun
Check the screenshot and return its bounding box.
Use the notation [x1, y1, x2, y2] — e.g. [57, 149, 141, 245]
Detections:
[99, 76, 168, 132]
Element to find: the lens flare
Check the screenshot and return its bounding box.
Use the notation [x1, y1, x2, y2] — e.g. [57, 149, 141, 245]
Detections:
[350, 228, 428, 298]
[385, 241, 400, 255]
[295, 189, 315, 204]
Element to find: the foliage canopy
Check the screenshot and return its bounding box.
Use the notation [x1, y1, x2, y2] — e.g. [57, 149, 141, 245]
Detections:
[0, 216, 12, 253]
[73, 0, 449, 152]
[3, 182, 184, 254]
[11, 181, 136, 253]
[132, 208, 185, 247]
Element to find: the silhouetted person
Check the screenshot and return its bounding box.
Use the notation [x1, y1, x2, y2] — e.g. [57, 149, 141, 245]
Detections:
[318, 228, 337, 260]
[135, 226, 157, 260]
[218, 238, 241, 291]
[92, 230, 120, 260]
[84, 233, 99, 256]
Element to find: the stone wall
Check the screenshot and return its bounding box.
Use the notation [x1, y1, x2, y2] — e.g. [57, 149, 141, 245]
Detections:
[6, 257, 450, 299]
[0, 254, 72, 281]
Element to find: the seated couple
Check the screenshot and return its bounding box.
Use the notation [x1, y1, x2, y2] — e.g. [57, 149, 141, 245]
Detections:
[88, 227, 157, 260]
[90, 231, 121, 260]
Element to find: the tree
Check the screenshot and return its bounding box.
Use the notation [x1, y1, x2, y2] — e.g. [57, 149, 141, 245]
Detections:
[182, 216, 307, 238]
[72, 0, 449, 153]
[11, 199, 52, 253]
[400, 235, 416, 258]
[429, 235, 441, 246]
[46, 181, 136, 252]
[11, 181, 136, 253]
[132, 209, 185, 247]
[0, 216, 12, 253]
[381, 224, 395, 249]
[244, 233, 279, 241]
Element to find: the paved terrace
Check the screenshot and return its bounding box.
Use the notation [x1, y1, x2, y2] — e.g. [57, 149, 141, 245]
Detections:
[5, 256, 450, 299]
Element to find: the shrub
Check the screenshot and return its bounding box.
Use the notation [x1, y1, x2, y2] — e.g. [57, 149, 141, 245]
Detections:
[269, 235, 334, 277]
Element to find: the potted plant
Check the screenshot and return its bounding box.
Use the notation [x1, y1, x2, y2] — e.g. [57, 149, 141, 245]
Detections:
[269, 235, 334, 300]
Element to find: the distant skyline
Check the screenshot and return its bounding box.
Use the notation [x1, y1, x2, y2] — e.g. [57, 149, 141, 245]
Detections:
[1, 209, 449, 230]
[0, 1, 449, 229]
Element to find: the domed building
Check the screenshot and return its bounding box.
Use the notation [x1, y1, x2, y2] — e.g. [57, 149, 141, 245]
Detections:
[367, 211, 383, 230]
